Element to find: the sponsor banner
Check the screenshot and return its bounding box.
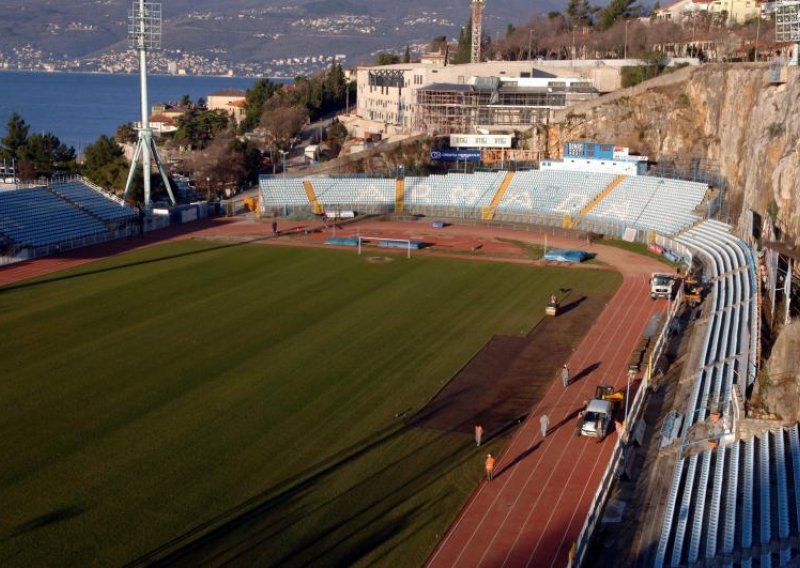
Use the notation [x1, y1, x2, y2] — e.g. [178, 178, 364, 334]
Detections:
[449, 134, 512, 148]
[429, 149, 482, 162]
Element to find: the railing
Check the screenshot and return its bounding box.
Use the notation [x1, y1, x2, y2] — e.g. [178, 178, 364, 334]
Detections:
[0, 224, 141, 267]
[571, 286, 683, 567]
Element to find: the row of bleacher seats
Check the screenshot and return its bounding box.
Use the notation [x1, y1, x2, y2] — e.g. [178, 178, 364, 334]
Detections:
[313, 178, 396, 205]
[0, 180, 133, 249]
[499, 170, 617, 216]
[657, 426, 800, 567]
[586, 176, 707, 235]
[49, 181, 136, 223]
[260, 178, 309, 207]
[655, 220, 762, 567]
[259, 171, 709, 236]
[405, 172, 506, 209]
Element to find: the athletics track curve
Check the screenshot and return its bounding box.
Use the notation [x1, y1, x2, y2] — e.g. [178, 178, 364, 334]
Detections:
[427, 274, 665, 568]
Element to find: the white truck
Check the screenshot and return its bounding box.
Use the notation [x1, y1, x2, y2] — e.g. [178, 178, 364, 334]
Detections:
[650, 273, 675, 299]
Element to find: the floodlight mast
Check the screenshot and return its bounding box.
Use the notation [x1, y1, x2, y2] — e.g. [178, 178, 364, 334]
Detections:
[123, 0, 175, 208]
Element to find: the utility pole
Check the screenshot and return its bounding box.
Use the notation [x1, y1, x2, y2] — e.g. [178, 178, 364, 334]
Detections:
[528, 28, 533, 60]
[624, 19, 629, 60]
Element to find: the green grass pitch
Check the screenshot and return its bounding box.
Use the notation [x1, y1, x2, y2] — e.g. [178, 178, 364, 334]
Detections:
[0, 240, 621, 567]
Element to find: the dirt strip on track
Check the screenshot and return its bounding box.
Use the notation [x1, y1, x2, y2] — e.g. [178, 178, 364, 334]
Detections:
[408, 293, 609, 438]
[427, 274, 666, 568]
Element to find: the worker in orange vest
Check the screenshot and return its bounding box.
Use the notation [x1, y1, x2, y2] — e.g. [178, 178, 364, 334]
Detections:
[485, 453, 496, 481]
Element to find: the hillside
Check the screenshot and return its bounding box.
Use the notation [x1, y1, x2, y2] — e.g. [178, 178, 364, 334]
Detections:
[0, 0, 562, 73]
[546, 63, 800, 243]
[545, 63, 800, 416]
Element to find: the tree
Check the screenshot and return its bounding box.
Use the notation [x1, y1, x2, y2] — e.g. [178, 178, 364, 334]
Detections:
[567, 0, 593, 27]
[429, 35, 448, 52]
[116, 123, 138, 144]
[506, 23, 516, 37]
[1, 113, 30, 161]
[324, 62, 347, 103]
[240, 78, 279, 132]
[375, 52, 400, 65]
[182, 134, 261, 198]
[19, 133, 76, 179]
[82, 135, 129, 191]
[598, 0, 641, 30]
[453, 18, 473, 63]
[179, 94, 192, 107]
[260, 104, 308, 151]
[173, 109, 232, 150]
[403, 45, 411, 63]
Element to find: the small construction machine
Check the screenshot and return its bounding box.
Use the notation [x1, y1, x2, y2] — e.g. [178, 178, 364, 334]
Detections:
[545, 294, 560, 316]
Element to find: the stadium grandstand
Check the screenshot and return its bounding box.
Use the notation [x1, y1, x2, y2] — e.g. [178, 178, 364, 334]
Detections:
[259, 168, 711, 241]
[0, 178, 139, 264]
[652, 220, 774, 568]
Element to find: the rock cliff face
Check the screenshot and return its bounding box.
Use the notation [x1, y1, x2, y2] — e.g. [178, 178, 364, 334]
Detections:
[545, 64, 800, 417]
[547, 63, 800, 240]
[753, 321, 800, 421]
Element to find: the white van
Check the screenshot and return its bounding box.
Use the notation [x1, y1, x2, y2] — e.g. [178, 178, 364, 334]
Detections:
[577, 399, 613, 441]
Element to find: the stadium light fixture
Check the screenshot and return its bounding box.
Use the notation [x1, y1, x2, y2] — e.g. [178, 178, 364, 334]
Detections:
[123, 0, 176, 208]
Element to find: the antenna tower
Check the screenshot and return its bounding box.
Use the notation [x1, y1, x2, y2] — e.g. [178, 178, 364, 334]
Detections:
[123, 0, 175, 208]
[471, 0, 484, 64]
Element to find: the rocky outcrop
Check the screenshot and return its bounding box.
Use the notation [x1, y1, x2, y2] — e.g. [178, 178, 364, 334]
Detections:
[752, 320, 800, 420]
[546, 63, 800, 241]
[545, 64, 800, 417]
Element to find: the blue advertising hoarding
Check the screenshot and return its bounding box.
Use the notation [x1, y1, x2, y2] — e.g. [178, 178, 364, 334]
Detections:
[430, 149, 482, 162]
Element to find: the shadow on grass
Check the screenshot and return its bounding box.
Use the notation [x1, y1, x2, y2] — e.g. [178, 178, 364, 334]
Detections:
[558, 295, 586, 315]
[4, 505, 88, 541]
[0, 226, 280, 294]
[136, 413, 490, 568]
[128, 420, 406, 567]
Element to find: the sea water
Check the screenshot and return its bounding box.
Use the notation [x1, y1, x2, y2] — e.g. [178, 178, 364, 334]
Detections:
[0, 70, 276, 153]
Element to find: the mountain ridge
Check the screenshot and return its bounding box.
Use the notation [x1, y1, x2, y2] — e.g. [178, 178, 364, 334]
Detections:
[0, 0, 564, 73]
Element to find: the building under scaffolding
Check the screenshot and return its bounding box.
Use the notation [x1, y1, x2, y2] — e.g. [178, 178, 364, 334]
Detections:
[415, 76, 598, 134]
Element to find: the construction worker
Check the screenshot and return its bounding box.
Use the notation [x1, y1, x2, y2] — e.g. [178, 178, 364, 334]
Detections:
[485, 453, 496, 481]
[540, 414, 550, 438]
[475, 423, 484, 447]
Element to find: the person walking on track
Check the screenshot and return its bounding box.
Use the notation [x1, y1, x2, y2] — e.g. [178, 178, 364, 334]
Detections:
[561, 364, 570, 387]
[485, 453, 495, 481]
[540, 414, 550, 438]
[475, 423, 484, 447]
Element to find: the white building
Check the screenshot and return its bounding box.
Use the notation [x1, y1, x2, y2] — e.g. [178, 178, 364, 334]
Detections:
[354, 59, 630, 136]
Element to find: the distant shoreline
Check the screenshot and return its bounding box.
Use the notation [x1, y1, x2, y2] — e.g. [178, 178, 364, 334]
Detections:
[0, 68, 292, 82]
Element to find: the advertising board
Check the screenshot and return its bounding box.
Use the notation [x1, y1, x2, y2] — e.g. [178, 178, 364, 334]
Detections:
[430, 149, 482, 162]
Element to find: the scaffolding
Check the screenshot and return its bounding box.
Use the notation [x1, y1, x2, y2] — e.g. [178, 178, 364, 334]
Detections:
[415, 82, 597, 134]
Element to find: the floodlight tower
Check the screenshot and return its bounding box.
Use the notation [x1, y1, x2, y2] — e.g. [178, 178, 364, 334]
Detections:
[775, 0, 800, 65]
[471, 0, 484, 64]
[123, 0, 175, 208]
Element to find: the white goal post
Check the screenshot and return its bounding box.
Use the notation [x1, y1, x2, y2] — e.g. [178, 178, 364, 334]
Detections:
[357, 235, 413, 259]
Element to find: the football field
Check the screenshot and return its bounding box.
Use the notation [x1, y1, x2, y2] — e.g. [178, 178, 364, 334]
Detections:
[0, 240, 620, 567]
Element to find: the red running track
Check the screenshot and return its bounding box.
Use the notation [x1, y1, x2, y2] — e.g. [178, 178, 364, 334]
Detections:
[428, 274, 665, 568]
